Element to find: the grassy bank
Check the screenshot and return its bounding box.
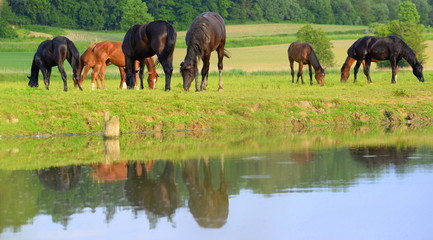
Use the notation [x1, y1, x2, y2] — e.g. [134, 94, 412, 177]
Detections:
[0, 70, 432, 137]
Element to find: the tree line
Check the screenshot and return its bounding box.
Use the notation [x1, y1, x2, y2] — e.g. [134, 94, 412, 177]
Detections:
[2, 0, 433, 31]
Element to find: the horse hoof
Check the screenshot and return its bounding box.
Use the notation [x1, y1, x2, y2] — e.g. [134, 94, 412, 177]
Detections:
[218, 88, 224, 92]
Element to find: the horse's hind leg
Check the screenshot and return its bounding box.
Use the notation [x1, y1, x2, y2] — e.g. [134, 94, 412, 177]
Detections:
[390, 58, 397, 84]
[297, 63, 304, 84]
[200, 55, 211, 91]
[216, 47, 225, 92]
[99, 64, 107, 89]
[308, 64, 313, 85]
[80, 65, 91, 86]
[119, 67, 127, 89]
[160, 57, 173, 91]
[58, 63, 68, 91]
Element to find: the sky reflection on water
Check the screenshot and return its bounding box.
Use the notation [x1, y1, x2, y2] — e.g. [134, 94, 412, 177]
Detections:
[1, 129, 433, 240]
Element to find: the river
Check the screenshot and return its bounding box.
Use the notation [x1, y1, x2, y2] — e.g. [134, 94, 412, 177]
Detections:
[1, 126, 433, 240]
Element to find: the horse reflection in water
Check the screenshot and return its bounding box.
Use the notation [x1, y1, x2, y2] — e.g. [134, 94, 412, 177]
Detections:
[125, 161, 178, 227]
[349, 146, 416, 169]
[183, 157, 228, 228]
[37, 165, 82, 192]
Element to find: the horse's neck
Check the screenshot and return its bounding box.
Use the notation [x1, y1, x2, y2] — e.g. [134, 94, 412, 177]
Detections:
[402, 48, 419, 67]
[308, 51, 322, 72]
[185, 47, 199, 66]
[30, 57, 39, 79]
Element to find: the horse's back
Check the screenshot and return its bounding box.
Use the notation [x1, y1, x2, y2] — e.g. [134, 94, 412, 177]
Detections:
[288, 42, 312, 62]
[185, 12, 226, 55]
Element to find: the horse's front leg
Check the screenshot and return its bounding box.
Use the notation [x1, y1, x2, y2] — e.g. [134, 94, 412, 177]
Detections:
[289, 59, 295, 84]
[41, 66, 50, 90]
[125, 57, 136, 89]
[363, 59, 372, 83]
[138, 60, 144, 89]
[58, 63, 68, 91]
[308, 64, 313, 85]
[353, 60, 362, 83]
[119, 67, 127, 89]
[200, 55, 211, 91]
[390, 58, 397, 84]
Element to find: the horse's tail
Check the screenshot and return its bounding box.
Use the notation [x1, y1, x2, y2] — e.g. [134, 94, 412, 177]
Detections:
[224, 49, 231, 59]
[159, 22, 177, 62]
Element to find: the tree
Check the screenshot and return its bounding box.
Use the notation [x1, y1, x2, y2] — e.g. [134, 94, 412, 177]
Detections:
[374, 0, 427, 66]
[0, 1, 17, 38]
[296, 24, 335, 67]
[120, 0, 153, 31]
[398, 0, 420, 22]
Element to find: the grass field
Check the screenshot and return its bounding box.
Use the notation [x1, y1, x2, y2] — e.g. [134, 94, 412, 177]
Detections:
[0, 23, 433, 136]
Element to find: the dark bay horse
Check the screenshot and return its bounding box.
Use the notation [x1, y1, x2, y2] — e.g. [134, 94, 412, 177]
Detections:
[122, 21, 176, 91]
[180, 12, 230, 92]
[342, 36, 424, 83]
[288, 42, 325, 86]
[28, 36, 82, 91]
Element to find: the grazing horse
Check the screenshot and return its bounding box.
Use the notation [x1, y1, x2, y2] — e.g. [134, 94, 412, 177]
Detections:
[343, 36, 424, 83]
[180, 12, 230, 92]
[122, 21, 176, 91]
[288, 42, 325, 86]
[83, 41, 159, 90]
[28, 36, 82, 91]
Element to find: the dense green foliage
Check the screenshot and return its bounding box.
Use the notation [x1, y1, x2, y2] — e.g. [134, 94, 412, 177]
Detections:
[374, 1, 427, 66]
[296, 24, 335, 67]
[3, 0, 433, 31]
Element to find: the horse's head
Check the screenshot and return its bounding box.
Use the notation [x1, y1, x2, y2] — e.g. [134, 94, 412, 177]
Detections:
[27, 75, 38, 87]
[340, 69, 350, 83]
[180, 62, 197, 91]
[413, 62, 425, 82]
[147, 71, 159, 89]
[315, 68, 325, 86]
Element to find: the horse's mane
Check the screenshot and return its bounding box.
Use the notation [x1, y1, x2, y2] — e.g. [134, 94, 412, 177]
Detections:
[307, 45, 323, 71]
[392, 36, 420, 66]
[185, 17, 213, 64]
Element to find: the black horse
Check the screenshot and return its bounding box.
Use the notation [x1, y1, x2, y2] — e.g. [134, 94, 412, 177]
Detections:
[347, 36, 424, 83]
[28, 36, 82, 91]
[180, 12, 230, 92]
[122, 21, 176, 91]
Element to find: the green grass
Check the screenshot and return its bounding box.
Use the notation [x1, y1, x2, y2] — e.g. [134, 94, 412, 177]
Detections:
[0, 70, 432, 136]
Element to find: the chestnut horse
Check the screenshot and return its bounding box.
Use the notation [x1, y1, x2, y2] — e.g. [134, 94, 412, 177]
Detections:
[342, 36, 424, 83]
[79, 41, 158, 90]
[180, 12, 230, 92]
[122, 21, 176, 90]
[288, 42, 325, 86]
[28, 36, 82, 91]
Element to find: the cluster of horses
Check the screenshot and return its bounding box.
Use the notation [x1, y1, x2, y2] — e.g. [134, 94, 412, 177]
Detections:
[28, 12, 425, 92]
[289, 35, 425, 86]
[28, 12, 228, 92]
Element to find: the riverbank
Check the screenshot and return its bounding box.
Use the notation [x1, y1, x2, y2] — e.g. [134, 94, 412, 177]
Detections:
[0, 71, 433, 137]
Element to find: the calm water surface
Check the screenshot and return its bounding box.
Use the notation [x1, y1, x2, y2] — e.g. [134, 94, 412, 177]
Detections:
[1, 128, 433, 240]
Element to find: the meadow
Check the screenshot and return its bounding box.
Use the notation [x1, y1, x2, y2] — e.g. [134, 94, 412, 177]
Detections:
[0, 23, 432, 136]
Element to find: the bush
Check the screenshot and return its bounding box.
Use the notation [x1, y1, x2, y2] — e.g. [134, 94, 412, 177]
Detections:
[296, 24, 335, 67]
